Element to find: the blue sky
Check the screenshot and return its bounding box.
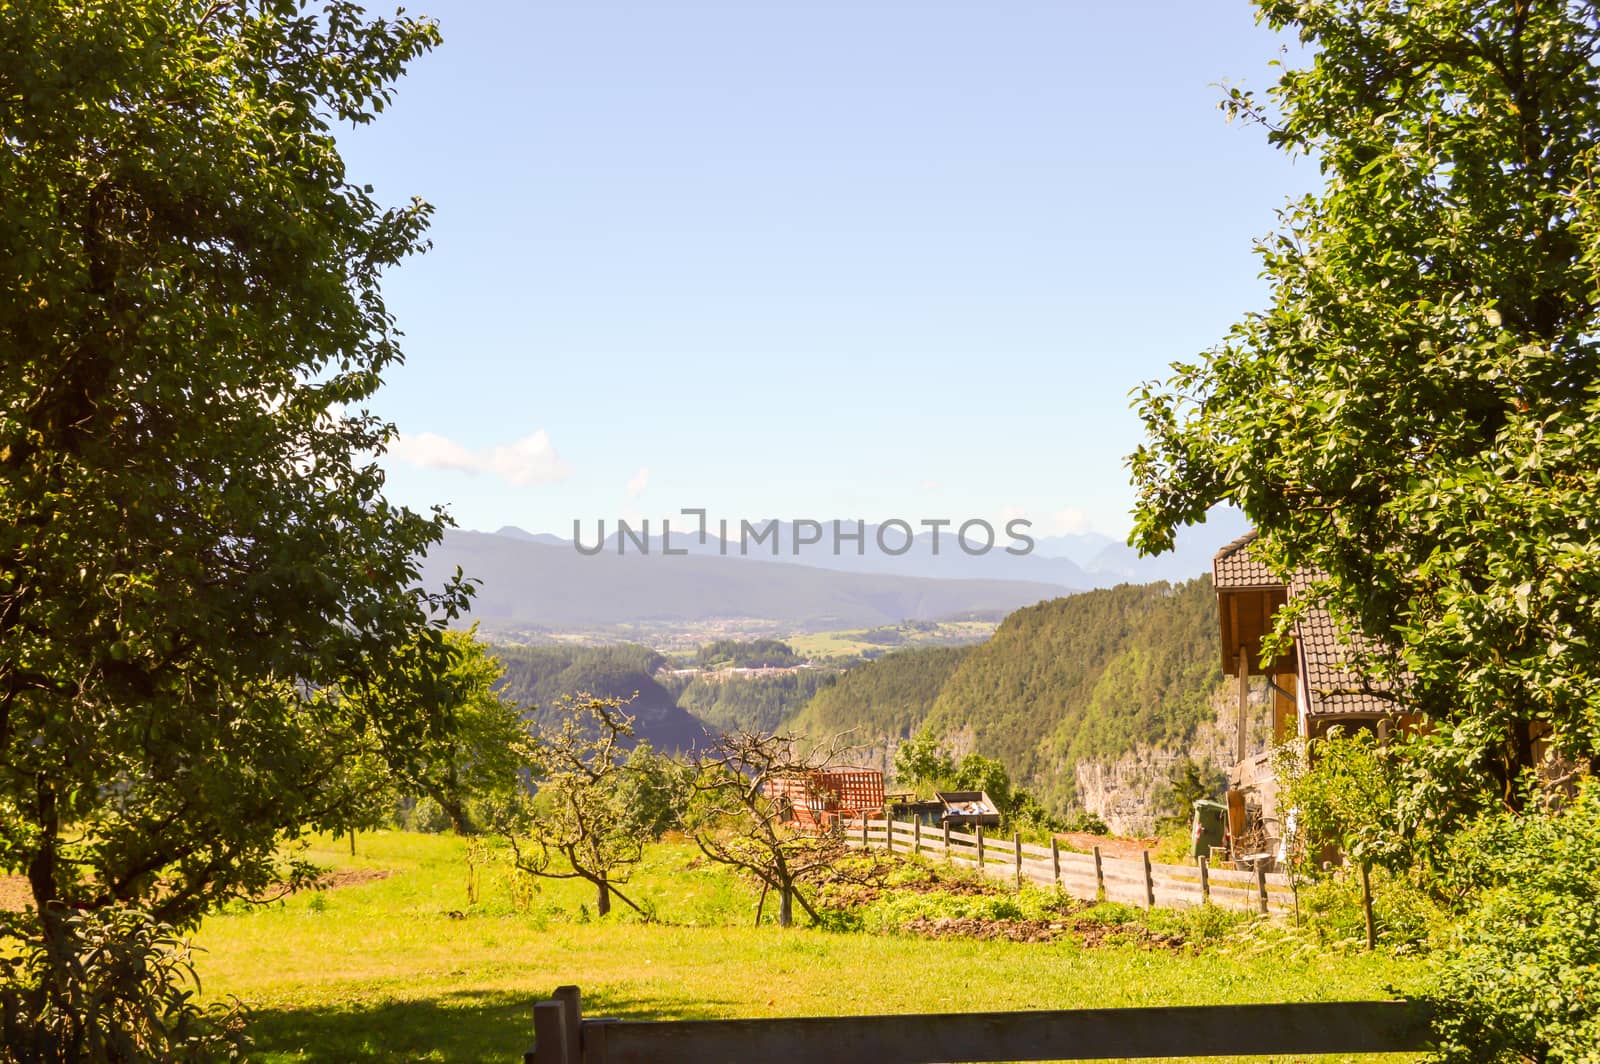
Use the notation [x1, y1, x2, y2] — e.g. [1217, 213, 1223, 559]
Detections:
[345, 1, 1314, 542]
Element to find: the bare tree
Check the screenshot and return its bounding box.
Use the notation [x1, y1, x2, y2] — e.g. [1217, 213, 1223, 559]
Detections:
[689, 731, 864, 928]
[498, 695, 664, 918]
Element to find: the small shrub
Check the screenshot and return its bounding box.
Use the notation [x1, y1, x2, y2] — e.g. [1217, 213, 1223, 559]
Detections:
[1150, 829, 1192, 866]
[410, 797, 452, 834]
[1180, 902, 1247, 943]
[1081, 901, 1139, 925]
[0, 908, 247, 1062]
[1293, 866, 1445, 951]
[1426, 781, 1600, 1064]
[1061, 810, 1110, 836]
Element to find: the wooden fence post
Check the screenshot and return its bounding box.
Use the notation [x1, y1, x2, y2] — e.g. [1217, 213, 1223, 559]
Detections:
[861, 818, 868, 850]
[1014, 831, 1023, 889]
[533, 988, 584, 1064]
[1092, 845, 1104, 899]
[913, 818, 922, 857]
[885, 813, 894, 854]
[1360, 861, 1375, 949]
[1142, 850, 1155, 908]
[1199, 855, 1210, 903]
[553, 986, 582, 1064]
[1050, 837, 1061, 886]
[976, 825, 985, 869]
[942, 821, 951, 860]
[1256, 860, 1270, 916]
[531, 1002, 564, 1064]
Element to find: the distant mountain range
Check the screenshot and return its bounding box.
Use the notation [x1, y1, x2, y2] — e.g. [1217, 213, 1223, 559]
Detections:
[423, 511, 1247, 635]
[482, 510, 1247, 589]
[422, 530, 1069, 633]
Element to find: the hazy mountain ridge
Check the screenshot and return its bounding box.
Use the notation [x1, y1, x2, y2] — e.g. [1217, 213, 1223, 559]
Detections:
[484, 508, 1246, 592]
[423, 530, 1069, 633]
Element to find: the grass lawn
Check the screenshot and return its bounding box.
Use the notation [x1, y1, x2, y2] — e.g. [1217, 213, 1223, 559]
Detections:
[196, 831, 1423, 1063]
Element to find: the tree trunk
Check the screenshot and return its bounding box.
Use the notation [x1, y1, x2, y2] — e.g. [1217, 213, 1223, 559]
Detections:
[596, 876, 611, 918]
[778, 883, 793, 928]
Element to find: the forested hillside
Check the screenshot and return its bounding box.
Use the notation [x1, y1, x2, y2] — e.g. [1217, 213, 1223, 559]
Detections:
[787, 645, 975, 749]
[663, 669, 836, 734]
[492, 644, 707, 751]
[487, 580, 1222, 817]
[782, 579, 1224, 817]
[923, 578, 1222, 809]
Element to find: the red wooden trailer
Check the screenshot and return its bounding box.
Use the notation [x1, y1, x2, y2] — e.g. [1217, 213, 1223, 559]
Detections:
[765, 769, 885, 831]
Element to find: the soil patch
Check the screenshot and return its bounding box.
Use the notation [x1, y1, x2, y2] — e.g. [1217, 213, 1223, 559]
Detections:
[0, 876, 32, 912]
[314, 868, 391, 891]
[903, 916, 1064, 943]
[1056, 832, 1158, 862]
[898, 908, 1187, 951]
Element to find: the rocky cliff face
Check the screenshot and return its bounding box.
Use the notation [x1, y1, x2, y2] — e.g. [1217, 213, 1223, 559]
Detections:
[810, 682, 1280, 838]
[1069, 684, 1269, 836]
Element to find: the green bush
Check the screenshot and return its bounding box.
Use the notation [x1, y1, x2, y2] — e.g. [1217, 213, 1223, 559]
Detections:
[409, 797, 453, 834]
[1291, 866, 1445, 951]
[1426, 781, 1600, 1064]
[1060, 810, 1110, 835]
[0, 909, 246, 1062]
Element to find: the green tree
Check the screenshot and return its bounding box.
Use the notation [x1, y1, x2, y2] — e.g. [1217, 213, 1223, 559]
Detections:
[613, 741, 693, 841]
[1130, 0, 1600, 806]
[400, 629, 525, 835]
[1154, 757, 1226, 831]
[0, 2, 457, 1057]
[1128, 4, 1600, 1057]
[892, 729, 954, 790]
[688, 731, 855, 928]
[952, 753, 1012, 812]
[500, 696, 657, 919]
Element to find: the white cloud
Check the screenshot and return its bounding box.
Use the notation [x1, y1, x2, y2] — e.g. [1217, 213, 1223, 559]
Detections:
[1048, 507, 1094, 535]
[625, 466, 651, 499]
[387, 429, 570, 486]
[996, 505, 1102, 536]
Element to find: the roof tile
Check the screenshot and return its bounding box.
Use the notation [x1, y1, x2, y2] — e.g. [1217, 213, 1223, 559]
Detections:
[1213, 530, 1279, 589]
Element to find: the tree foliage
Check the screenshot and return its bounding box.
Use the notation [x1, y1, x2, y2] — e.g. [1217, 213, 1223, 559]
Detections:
[1153, 756, 1226, 830]
[923, 580, 1222, 809]
[688, 732, 859, 928]
[491, 644, 705, 751]
[892, 729, 954, 789]
[388, 630, 525, 835]
[690, 639, 804, 670]
[1130, 0, 1600, 801]
[1427, 781, 1600, 1064]
[1128, 4, 1600, 1055]
[498, 696, 678, 919]
[790, 645, 972, 741]
[664, 668, 834, 735]
[0, 2, 459, 1056]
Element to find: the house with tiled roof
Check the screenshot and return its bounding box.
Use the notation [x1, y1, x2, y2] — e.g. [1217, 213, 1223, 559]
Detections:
[1212, 531, 1416, 854]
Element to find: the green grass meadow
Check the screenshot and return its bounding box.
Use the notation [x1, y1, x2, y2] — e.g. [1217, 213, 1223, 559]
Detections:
[195, 831, 1423, 1063]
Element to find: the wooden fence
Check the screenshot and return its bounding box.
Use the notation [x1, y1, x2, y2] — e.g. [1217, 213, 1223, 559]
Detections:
[527, 986, 1431, 1063]
[844, 818, 1296, 914]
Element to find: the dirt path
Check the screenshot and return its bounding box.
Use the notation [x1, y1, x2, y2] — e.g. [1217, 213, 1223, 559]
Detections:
[1055, 831, 1159, 861]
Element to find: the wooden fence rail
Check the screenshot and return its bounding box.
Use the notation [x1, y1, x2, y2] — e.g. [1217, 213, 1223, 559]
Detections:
[527, 986, 1431, 1064]
[846, 819, 1295, 914]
